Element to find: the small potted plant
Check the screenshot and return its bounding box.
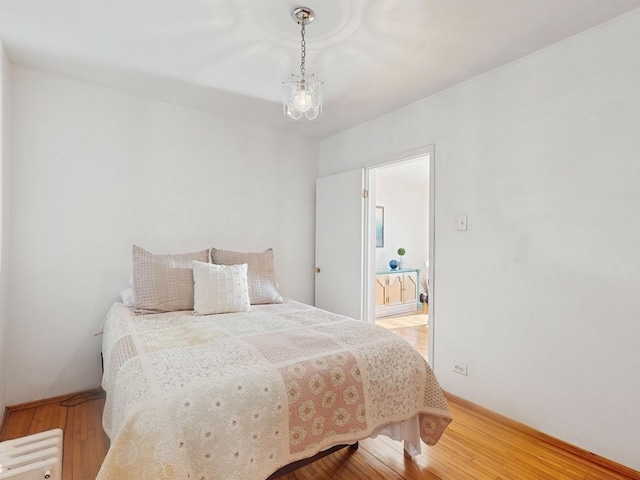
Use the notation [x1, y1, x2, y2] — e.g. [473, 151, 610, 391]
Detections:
[397, 248, 406, 269]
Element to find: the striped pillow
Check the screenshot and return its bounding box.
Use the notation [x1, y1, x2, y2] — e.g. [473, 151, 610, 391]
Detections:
[210, 248, 283, 305]
[132, 245, 209, 314]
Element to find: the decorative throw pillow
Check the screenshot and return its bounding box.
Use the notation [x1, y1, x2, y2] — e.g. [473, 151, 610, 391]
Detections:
[192, 261, 251, 315]
[132, 245, 209, 314]
[210, 248, 283, 305]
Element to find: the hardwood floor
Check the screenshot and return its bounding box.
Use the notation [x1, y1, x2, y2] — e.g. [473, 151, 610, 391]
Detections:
[376, 307, 429, 358]
[2, 330, 638, 480]
[387, 325, 428, 358]
[0, 390, 109, 480]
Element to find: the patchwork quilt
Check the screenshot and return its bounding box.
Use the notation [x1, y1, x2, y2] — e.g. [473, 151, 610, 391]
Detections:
[97, 301, 451, 479]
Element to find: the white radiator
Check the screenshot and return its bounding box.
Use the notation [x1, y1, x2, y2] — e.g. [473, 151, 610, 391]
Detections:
[0, 429, 63, 480]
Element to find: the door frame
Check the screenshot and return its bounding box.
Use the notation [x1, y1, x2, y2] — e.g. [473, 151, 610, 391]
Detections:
[365, 145, 436, 368]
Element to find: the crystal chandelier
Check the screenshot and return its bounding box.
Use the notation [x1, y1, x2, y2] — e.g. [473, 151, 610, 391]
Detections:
[283, 7, 322, 120]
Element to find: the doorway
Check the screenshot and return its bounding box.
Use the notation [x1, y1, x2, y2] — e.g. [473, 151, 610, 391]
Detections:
[313, 145, 436, 365]
[365, 147, 434, 365]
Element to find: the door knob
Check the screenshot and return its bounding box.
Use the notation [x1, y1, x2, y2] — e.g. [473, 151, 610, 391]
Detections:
[314, 267, 321, 273]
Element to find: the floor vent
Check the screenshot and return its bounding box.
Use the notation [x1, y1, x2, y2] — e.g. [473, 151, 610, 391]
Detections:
[0, 429, 63, 480]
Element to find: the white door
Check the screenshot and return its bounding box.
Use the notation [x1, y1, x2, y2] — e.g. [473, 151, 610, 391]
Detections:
[315, 169, 366, 320]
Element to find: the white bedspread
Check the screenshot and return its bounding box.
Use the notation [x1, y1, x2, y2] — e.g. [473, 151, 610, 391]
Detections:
[97, 301, 451, 479]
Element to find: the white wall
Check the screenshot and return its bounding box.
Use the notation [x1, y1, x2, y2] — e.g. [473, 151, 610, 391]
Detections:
[375, 174, 428, 275]
[320, 10, 640, 471]
[0, 40, 8, 422]
[7, 64, 318, 405]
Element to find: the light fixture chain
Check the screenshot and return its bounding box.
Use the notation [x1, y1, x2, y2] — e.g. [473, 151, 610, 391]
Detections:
[300, 19, 306, 76]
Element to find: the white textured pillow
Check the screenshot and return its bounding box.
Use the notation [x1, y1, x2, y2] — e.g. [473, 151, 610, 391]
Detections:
[210, 248, 283, 305]
[192, 261, 251, 315]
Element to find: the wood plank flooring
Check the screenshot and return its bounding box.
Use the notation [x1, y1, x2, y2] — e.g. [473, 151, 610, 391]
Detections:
[376, 314, 428, 330]
[387, 324, 428, 358]
[0, 391, 109, 480]
[1, 328, 638, 480]
[376, 307, 429, 357]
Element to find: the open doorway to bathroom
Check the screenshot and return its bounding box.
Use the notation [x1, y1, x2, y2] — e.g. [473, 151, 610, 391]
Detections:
[369, 154, 431, 361]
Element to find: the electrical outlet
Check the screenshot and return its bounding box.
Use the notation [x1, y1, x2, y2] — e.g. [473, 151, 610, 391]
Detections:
[453, 363, 468, 376]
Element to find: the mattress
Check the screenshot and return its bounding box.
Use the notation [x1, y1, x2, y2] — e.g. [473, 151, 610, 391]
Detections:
[97, 300, 451, 479]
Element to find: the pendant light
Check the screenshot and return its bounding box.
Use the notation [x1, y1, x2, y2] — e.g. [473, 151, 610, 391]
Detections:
[283, 7, 322, 120]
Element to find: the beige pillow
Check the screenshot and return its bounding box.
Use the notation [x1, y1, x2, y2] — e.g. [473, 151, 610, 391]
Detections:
[192, 261, 251, 315]
[210, 248, 283, 305]
[132, 245, 209, 314]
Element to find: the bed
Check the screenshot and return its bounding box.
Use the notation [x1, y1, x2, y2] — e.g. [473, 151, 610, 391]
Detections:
[97, 299, 451, 479]
[96, 245, 451, 479]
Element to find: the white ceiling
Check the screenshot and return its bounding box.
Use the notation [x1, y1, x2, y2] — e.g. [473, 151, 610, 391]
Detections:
[1, 0, 639, 140]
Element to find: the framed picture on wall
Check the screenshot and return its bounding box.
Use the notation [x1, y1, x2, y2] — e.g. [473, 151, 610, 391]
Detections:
[376, 206, 384, 248]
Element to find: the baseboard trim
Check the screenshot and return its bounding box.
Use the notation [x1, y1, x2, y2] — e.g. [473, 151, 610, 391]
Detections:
[444, 392, 639, 479]
[4, 388, 104, 412]
[0, 406, 7, 440]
